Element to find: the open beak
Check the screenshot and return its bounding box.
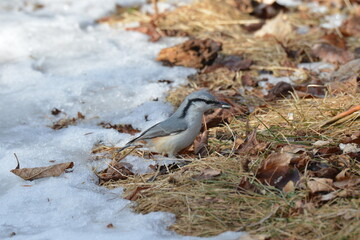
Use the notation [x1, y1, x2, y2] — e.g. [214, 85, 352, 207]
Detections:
[217, 101, 231, 109]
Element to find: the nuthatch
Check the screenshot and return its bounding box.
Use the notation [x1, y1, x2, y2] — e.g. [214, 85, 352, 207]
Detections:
[119, 89, 230, 157]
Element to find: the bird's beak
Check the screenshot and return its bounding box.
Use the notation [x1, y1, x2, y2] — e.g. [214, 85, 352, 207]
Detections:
[217, 101, 231, 109]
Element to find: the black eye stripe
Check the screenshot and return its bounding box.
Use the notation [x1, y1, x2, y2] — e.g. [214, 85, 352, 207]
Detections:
[190, 98, 219, 105]
[179, 98, 219, 118]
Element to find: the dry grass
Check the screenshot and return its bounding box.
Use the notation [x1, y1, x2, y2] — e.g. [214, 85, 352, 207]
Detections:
[96, 1, 360, 239]
[99, 93, 360, 239]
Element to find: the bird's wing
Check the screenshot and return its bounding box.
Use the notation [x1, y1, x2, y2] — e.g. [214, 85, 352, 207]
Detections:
[127, 118, 188, 144]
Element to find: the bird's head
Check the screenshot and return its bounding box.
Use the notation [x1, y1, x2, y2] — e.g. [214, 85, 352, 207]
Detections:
[177, 89, 231, 118]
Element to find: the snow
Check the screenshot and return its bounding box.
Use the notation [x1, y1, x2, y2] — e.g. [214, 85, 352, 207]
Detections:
[0, 0, 246, 239]
[321, 13, 346, 29]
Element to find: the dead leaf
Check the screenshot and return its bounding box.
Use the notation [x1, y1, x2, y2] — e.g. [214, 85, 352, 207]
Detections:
[256, 152, 300, 190]
[99, 122, 140, 135]
[11, 157, 74, 181]
[241, 74, 257, 87]
[193, 168, 221, 180]
[327, 58, 360, 95]
[237, 129, 268, 156]
[124, 186, 150, 201]
[312, 167, 340, 179]
[194, 130, 209, 157]
[255, 12, 294, 42]
[156, 38, 222, 69]
[342, 131, 360, 145]
[340, 16, 360, 36]
[265, 81, 293, 100]
[312, 43, 354, 65]
[98, 162, 134, 182]
[203, 55, 252, 73]
[321, 33, 347, 49]
[126, 20, 163, 42]
[237, 176, 258, 193]
[106, 223, 114, 228]
[307, 178, 334, 193]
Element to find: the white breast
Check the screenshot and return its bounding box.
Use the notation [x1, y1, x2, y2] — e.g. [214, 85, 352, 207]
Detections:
[149, 113, 203, 156]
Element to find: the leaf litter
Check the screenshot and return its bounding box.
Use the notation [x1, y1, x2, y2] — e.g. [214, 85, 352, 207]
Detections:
[11, 154, 74, 181]
[94, 0, 360, 239]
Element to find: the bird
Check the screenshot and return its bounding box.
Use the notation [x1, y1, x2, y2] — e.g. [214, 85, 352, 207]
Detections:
[118, 89, 231, 158]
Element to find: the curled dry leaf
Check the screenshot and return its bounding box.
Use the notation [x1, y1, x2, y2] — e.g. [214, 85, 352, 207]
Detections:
[321, 33, 347, 49]
[265, 81, 293, 100]
[237, 129, 268, 156]
[11, 160, 74, 181]
[98, 162, 134, 182]
[327, 58, 360, 95]
[203, 55, 252, 73]
[340, 16, 360, 36]
[307, 178, 334, 193]
[342, 131, 360, 145]
[156, 38, 222, 69]
[193, 167, 221, 180]
[312, 43, 354, 65]
[256, 152, 300, 190]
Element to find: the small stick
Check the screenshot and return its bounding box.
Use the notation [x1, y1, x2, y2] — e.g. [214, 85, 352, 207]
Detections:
[321, 104, 360, 127]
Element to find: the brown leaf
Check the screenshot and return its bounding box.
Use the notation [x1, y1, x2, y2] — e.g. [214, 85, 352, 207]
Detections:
[11, 161, 74, 181]
[312, 43, 354, 65]
[203, 55, 252, 73]
[312, 167, 340, 179]
[193, 130, 209, 157]
[237, 176, 258, 192]
[237, 129, 268, 156]
[307, 178, 334, 193]
[193, 168, 221, 180]
[126, 20, 162, 42]
[106, 223, 114, 228]
[256, 152, 301, 190]
[342, 131, 360, 145]
[332, 169, 360, 189]
[99, 122, 140, 135]
[340, 16, 360, 36]
[241, 74, 257, 87]
[327, 58, 360, 95]
[156, 38, 222, 69]
[98, 162, 134, 182]
[124, 186, 150, 201]
[321, 33, 347, 49]
[265, 81, 293, 100]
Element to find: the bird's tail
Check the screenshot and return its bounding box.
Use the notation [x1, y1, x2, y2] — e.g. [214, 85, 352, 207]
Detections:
[117, 144, 132, 153]
[117, 143, 143, 153]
